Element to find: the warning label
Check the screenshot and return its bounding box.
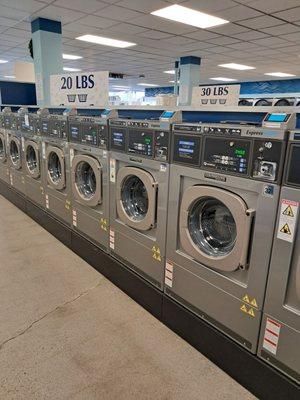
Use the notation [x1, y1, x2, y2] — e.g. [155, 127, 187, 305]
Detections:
[152, 245, 161, 262]
[277, 199, 298, 243]
[109, 228, 115, 250]
[262, 318, 281, 355]
[240, 304, 255, 318]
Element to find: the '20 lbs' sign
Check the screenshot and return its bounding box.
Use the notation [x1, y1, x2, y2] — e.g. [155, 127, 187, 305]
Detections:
[192, 84, 241, 107]
[50, 71, 109, 107]
[60, 74, 95, 90]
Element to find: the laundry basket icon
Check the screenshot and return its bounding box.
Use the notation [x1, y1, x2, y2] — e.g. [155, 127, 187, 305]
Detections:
[201, 99, 208, 104]
[219, 99, 227, 104]
[78, 94, 88, 103]
[209, 99, 217, 104]
[67, 94, 76, 102]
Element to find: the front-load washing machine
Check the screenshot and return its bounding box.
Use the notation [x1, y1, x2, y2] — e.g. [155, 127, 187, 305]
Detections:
[109, 111, 181, 289]
[258, 131, 300, 383]
[7, 109, 27, 195]
[22, 109, 48, 208]
[68, 114, 110, 251]
[42, 111, 73, 226]
[165, 118, 290, 353]
[0, 108, 11, 184]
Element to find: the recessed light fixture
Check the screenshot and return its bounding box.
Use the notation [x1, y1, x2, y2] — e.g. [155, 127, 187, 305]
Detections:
[265, 72, 296, 77]
[0, 60, 8, 64]
[63, 54, 82, 60]
[137, 83, 159, 87]
[4, 75, 15, 79]
[210, 77, 237, 82]
[219, 63, 255, 70]
[112, 85, 131, 89]
[76, 34, 136, 48]
[151, 5, 229, 29]
[164, 70, 175, 75]
[63, 67, 82, 72]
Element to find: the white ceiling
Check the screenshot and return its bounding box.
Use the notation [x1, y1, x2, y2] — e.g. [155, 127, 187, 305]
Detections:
[1, 0, 300, 90]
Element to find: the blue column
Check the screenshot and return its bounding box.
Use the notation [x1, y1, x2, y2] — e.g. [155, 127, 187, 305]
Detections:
[31, 18, 63, 107]
[178, 56, 201, 106]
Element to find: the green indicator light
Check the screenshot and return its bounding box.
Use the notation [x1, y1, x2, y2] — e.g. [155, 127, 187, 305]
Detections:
[235, 148, 246, 156]
[145, 137, 151, 144]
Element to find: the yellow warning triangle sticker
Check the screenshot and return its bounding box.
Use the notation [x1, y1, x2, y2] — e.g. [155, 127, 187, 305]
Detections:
[280, 223, 291, 235]
[157, 255, 161, 262]
[240, 304, 248, 313]
[250, 298, 258, 308]
[156, 247, 161, 255]
[283, 205, 294, 217]
[152, 245, 157, 252]
[248, 308, 255, 317]
[243, 294, 250, 304]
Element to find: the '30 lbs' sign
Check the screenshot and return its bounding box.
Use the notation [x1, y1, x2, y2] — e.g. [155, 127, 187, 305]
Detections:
[192, 84, 241, 107]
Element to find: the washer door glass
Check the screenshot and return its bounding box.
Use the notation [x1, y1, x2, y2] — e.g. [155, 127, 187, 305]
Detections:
[48, 151, 62, 184]
[26, 144, 40, 177]
[121, 175, 149, 221]
[116, 166, 157, 231]
[10, 139, 21, 169]
[75, 161, 96, 199]
[188, 197, 237, 257]
[0, 134, 5, 161]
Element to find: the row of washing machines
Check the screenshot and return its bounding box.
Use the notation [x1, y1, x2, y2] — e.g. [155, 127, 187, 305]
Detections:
[0, 107, 299, 384]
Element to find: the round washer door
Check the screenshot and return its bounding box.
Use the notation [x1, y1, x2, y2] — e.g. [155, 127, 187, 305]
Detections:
[179, 186, 254, 272]
[116, 166, 158, 231]
[0, 132, 6, 162]
[9, 136, 22, 170]
[72, 154, 102, 207]
[25, 140, 40, 179]
[46, 146, 65, 190]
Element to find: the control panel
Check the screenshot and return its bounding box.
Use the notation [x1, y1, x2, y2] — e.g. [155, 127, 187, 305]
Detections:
[172, 123, 288, 182]
[40, 116, 68, 139]
[68, 117, 109, 149]
[284, 131, 300, 187]
[203, 137, 250, 175]
[109, 119, 171, 161]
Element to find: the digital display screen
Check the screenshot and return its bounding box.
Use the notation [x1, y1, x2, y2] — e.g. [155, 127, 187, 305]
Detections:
[128, 129, 153, 157]
[71, 125, 79, 138]
[101, 109, 110, 116]
[287, 145, 300, 186]
[266, 113, 288, 122]
[161, 111, 174, 119]
[110, 128, 126, 152]
[235, 148, 246, 157]
[173, 134, 201, 165]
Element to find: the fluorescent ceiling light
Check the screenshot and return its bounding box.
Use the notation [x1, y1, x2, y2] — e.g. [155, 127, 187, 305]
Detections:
[63, 67, 81, 72]
[112, 85, 131, 89]
[63, 53, 82, 60]
[76, 34, 136, 48]
[0, 60, 8, 64]
[219, 63, 255, 70]
[210, 77, 237, 82]
[164, 70, 175, 75]
[137, 83, 159, 87]
[265, 72, 296, 77]
[151, 5, 229, 29]
[4, 75, 15, 79]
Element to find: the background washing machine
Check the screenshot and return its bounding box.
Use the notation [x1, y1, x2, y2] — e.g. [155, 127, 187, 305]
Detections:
[0, 108, 11, 184]
[22, 109, 49, 209]
[68, 112, 113, 251]
[7, 108, 27, 195]
[109, 111, 181, 289]
[165, 113, 295, 353]
[42, 111, 74, 226]
[258, 131, 300, 384]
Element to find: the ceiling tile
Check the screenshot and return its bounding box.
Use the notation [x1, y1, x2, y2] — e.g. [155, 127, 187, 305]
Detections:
[184, 31, 221, 41]
[214, 5, 262, 21]
[128, 14, 196, 35]
[53, 0, 108, 13]
[76, 15, 117, 29]
[260, 23, 300, 35]
[95, 5, 142, 20]
[247, 0, 300, 13]
[273, 7, 300, 22]
[0, 0, 46, 13]
[179, 0, 237, 12]
[106, 23, 147, 35]
[238, 15, 283, 29]
[234, 30, 270, 40]
[0, 5, 30, 20]
[115, 0, 169, 13]
[138, 30, 173, 40]
[208, 23, 249, 35]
